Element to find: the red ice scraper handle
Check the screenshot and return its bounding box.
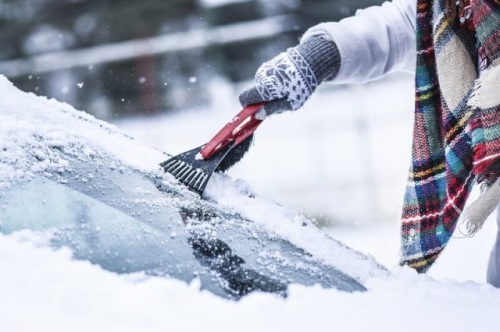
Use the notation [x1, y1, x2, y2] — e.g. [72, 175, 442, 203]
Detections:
[200, 102, 265, 160]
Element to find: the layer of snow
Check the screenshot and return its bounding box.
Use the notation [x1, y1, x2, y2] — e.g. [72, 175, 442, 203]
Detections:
[2, 74, 500, 331]
[0, 74, 383, 282]
[2, 231, 500, 332]
[0, 75, 165, 191]
[204, 174, 384, 281]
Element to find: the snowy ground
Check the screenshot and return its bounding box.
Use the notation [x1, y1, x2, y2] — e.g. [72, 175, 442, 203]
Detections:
[2, 74, 500, 332]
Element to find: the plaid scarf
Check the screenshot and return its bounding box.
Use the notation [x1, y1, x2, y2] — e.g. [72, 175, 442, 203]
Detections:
[400, 0, 500, 272]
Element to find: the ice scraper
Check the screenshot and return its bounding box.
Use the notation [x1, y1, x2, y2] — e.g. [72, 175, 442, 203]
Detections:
[160, 102, 265, 195]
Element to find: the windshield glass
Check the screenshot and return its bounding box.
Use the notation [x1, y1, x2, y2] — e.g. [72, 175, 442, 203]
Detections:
[0, 155, 365, 298]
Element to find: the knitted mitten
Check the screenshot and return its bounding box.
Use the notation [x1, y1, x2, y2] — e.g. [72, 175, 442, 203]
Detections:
[459, 162, 500, 237]
[239, 36, 340, 116]
[458, 177, 500, 236]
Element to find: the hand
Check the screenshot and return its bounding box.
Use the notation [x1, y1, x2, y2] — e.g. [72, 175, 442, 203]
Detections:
[239, 36, 340, 116]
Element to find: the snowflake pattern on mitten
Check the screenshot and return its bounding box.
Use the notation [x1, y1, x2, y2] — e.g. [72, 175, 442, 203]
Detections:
[239, 36, 340, 114]
[255, 48, 319, 111]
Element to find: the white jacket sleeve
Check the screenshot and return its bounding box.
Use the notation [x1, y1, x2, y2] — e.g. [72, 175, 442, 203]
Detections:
[302, 0, 417, 84]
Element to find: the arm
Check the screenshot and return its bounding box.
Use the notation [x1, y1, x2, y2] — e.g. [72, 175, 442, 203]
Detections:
[239, 0, 417, 114]
[303, 0, 417, 84]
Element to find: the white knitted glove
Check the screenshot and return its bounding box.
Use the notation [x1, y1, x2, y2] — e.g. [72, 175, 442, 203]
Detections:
[239, 36, 340, 116]
[458, 177, 500, 236]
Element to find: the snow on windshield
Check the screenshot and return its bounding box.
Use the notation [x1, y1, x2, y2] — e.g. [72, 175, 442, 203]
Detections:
[204, 174, 385, 281]
[0, 74, 383, 282]
[1, 75, 500, 331]
[0, 75, 165, 191]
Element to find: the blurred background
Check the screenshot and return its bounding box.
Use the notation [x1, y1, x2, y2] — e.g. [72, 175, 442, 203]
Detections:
[0, 0, 385, 116]
[0, 0, 415, 230]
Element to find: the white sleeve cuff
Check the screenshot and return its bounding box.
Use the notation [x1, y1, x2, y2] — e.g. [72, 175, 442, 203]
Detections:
[301, 0, 416, 84]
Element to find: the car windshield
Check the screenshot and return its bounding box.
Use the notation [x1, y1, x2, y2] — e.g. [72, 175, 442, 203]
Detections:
[0, 154, 365, 299]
